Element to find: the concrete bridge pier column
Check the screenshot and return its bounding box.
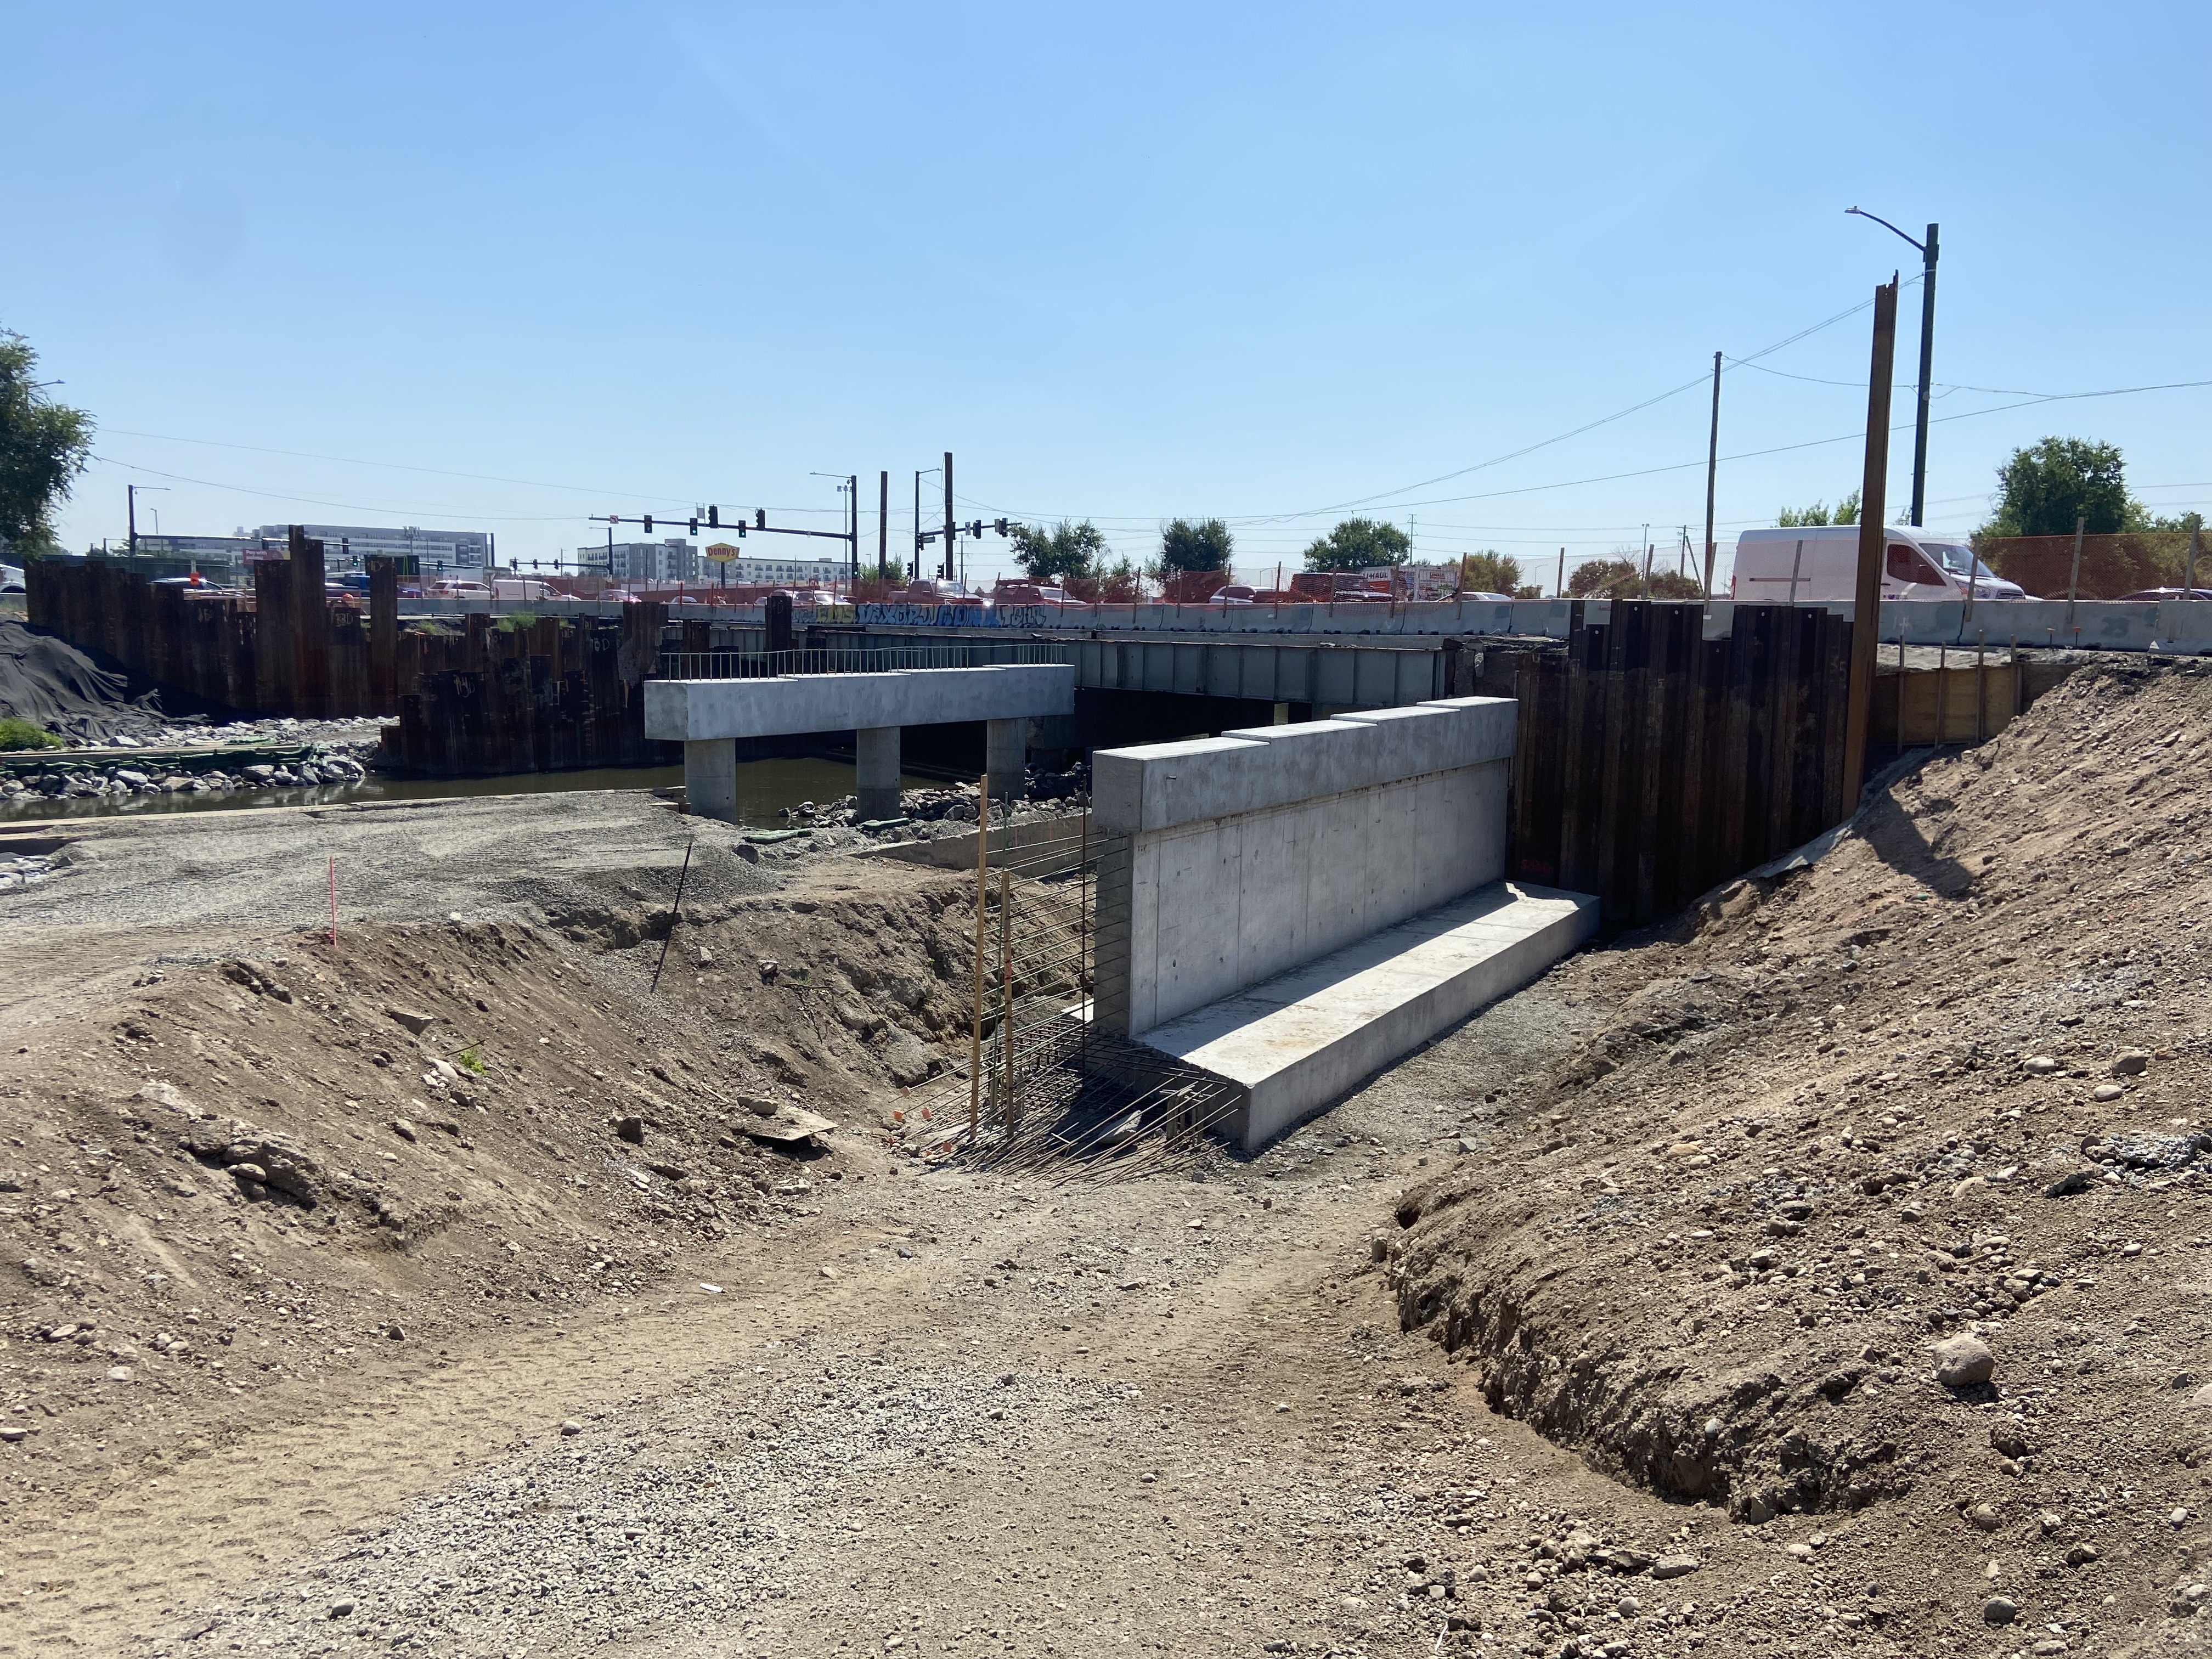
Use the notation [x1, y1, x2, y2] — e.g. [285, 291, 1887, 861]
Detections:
[685, 739, 737, 822]
[855, 726, 902, 821]
[985, 717, 1026, 809]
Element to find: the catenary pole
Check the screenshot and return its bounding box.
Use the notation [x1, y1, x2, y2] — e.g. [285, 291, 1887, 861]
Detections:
[879, 470, 889, 582]
[943, 453, 956, 584]
[1701, 351, 1722, 598]
[1910, 225, 1938, 526]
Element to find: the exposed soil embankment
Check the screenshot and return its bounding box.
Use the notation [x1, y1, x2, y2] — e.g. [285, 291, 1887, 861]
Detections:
[0, 857, 985, 1491]
[1389, 658, 2211, 1621]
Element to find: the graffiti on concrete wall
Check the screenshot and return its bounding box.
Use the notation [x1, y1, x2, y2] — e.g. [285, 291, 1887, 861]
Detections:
[854, 603, 1055, 629]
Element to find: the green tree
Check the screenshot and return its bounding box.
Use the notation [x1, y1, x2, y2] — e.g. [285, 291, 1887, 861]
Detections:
[1986, 438, 2135, 537]
[1094, 557, 1144, 603]
[1009, 520, 1106, 583]
[1776, 488, 1859, 527]
[1645, 569, 1705, 600]
[0, 329, 94, 555]
[1568, 557, 1640, 597]
[1302, 517, 1409, 572]
[857, 556, 907, 584]
[1458, 550, 1522, 594]
[1158, 517, 1233, 574]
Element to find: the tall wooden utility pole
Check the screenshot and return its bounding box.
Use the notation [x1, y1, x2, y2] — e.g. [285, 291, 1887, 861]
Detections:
[878, 470, 889, 580]
[942, 452, 955, 584]
[1700, 352, 1722, 598]
[1839, 279, 1900, 809]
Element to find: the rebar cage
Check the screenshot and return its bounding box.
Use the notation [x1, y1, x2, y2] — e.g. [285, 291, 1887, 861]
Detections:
[900, 803, 1244, 1180]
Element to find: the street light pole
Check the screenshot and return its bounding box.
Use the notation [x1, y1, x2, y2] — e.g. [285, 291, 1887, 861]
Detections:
[1847, 207, 1939, 527]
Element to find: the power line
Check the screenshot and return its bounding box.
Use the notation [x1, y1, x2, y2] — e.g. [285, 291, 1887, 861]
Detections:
[97, 429, 848, 518]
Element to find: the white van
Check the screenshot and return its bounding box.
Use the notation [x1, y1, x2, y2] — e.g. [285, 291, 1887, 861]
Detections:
[1731, 526, 2027, 603]
[490, 578, 562, 601]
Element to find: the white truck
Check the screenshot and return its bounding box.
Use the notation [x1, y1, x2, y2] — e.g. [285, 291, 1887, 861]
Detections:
[1731, 525, 2027, 603]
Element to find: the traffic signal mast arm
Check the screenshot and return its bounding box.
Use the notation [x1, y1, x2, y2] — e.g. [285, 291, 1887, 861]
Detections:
[595, 509, 851, 544]
[915, 518, 1009, 548]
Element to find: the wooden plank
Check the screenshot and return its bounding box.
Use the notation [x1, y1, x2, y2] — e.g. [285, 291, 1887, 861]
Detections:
[1817, 611, 1852, 830]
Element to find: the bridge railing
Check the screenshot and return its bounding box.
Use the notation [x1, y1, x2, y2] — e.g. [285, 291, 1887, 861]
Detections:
[654, 641, 1072, 680]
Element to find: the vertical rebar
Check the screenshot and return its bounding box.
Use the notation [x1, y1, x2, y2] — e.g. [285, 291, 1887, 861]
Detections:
[1000, 860, 1014, 1131]
[969, 774, 989, 1143]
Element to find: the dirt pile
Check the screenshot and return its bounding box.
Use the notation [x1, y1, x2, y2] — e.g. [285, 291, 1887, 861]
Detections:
[1386, 656, 2212, 1637]
[0, 859, 985, 1493]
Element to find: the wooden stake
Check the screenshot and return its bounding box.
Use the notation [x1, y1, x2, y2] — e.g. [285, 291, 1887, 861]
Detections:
[1840, 279, 1900, 807]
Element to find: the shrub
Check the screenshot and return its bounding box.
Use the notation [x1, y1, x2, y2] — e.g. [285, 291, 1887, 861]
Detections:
[0, 718, 59, 752]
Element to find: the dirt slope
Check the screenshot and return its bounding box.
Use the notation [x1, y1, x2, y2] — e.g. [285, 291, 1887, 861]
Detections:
[1391, 656, 2212, 1647]
[0, 855, 995, 1521]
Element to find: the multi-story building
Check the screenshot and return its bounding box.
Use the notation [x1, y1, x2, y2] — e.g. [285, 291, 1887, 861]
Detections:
[699, 545, 844, 589]
[254, 523, 489, 574]
[578, 538, 700, 584]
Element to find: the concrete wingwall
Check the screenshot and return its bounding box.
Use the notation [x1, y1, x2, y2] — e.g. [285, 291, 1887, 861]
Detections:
[1091, 697, 1515, 1037]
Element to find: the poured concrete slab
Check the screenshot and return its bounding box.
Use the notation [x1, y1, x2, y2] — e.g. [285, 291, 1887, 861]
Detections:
[1132, 880, 1597, 1151]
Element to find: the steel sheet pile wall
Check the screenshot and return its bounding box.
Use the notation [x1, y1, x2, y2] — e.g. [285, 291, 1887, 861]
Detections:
[380, 605, 672, 777]
[25, 548, 381, 718]
[27, 554, 669, 778]
[1496, 601, 1852, 926]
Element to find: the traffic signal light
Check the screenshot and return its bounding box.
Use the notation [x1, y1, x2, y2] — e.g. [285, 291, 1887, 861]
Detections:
[708, 506, 720, 529]
[737, 523, 747, 539]
[754, 509, 766, 529]
[643, 515, 653, 534]
[688, 517, 699, 537]
[994, 518, 1008, 536]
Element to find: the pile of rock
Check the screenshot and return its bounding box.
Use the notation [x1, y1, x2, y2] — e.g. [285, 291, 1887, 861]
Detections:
[775, 761, 1092, 831]
[0, 747, 372, 803]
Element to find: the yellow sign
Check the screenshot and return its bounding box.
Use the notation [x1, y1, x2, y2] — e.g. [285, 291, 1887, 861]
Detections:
[704, 542, 741, 563]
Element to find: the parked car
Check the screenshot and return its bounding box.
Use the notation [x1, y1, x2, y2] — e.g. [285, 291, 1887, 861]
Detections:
[1732, 526, 2027, 602]
[430, 579, 493, 600]
[2116, 586, 2210, 601]
[1460, 590, 1516, 603]
[0, 565, 27, 593]
[1207, 585, 1257, 607]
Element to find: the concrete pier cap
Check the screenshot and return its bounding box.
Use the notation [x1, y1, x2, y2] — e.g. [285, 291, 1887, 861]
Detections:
[646, 663, 1074, 823]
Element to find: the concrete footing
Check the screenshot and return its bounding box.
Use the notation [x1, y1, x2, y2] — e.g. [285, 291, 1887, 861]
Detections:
[1132, 881, 1597, 1151]
[856, 726, 901, 821]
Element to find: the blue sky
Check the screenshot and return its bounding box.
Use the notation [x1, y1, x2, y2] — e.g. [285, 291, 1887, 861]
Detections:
[8, 1, 2209, 587]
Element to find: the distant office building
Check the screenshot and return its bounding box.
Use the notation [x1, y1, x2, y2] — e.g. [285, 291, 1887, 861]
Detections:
[699, 546, 844, 588]
[134, 533, 257, 563]
[579, 538, 699, 584]
[254, 524, 489, 573]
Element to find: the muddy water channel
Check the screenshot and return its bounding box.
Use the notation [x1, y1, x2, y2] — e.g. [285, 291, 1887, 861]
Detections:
[0, 756, 942, 829]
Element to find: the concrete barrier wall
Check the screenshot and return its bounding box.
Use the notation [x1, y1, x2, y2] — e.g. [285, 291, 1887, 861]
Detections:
[397, 593, 2212, 653]
[1093, 696, 1515, 1035]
